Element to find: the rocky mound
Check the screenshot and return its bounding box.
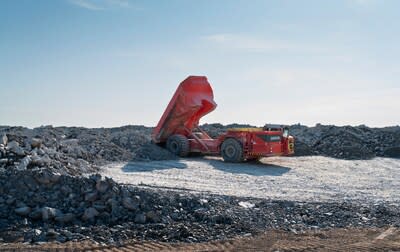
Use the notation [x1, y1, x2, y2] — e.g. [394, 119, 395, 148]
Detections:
[0, 126, 176, 175]
[0, 129, 97, 176]
[1, 123, 399, 176]
[1, 169, 399, 244]
[290, 124, 400, 159]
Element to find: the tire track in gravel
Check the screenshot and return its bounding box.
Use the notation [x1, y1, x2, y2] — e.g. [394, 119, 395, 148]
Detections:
[2, 228, 400, 251]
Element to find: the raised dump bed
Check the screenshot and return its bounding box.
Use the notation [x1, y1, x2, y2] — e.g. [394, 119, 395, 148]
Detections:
[152, 76, 217, 144]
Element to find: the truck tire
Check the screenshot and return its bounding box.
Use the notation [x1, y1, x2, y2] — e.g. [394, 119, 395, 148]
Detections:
[166, 134, 190, 157]
[221, 138, 244, 162]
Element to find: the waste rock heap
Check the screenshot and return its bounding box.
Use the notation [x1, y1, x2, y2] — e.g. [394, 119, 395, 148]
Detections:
[0, 126, 176, 175]
[0, 169, 399, 244]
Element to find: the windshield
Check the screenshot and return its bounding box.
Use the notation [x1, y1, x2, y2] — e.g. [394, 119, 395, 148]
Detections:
[283, 128, 289, 138]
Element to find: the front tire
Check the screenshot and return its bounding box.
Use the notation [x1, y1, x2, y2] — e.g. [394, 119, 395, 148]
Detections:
[221, 138, 244, 162]
[166, 134, 189, 157]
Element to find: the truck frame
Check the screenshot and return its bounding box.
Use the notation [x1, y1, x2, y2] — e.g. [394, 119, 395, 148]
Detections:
[152, 76, 294, 162]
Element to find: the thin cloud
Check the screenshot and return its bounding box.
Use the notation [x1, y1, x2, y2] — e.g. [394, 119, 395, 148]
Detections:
[204, 33, 292, 51]
[105, 0, 131, 8]
[68, 0, 103, 10]
[203, 33, 326, 53]
[67, 0, 133, 11]
[352, 0, 375, 5]
[348, 0, 378, 9]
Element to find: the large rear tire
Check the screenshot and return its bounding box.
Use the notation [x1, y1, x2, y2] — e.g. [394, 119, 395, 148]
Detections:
[221, 138, 244, 162]
[166, 134, 190, 157]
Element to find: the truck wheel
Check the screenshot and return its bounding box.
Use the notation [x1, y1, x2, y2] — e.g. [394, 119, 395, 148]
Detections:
[166, 134, 190, 157]
[221, 138, 244, 162]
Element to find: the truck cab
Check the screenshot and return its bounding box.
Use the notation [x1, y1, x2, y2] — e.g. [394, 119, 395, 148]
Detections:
[219, 125, 294, 162]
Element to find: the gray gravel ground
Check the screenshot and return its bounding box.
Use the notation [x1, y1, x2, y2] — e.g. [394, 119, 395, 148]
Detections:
[102, 156, 400, 204]
[1, 124, 400, 244]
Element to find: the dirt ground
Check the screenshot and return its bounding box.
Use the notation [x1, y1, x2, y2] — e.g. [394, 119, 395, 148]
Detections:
[1, 227, 399, 251]
[102, 156, 400, 203]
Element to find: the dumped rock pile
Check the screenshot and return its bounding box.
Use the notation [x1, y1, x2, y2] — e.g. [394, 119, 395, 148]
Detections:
[0, 130, 96, 176]
[290, 124, 400, 159]
[0, 126, 175, 175]
[0, 169, 399, 244]
[202, 123, 400, 159]
[0, 124, 400, 178]
[1, 123, 399, 176]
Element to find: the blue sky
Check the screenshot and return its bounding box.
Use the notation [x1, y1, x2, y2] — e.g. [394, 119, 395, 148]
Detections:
[1, 0, 399, 128]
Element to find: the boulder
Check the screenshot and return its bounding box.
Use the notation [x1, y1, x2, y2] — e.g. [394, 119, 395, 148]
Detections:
[122, 196, 139, 211]
[35, 171, 60, 185]
[45, 229, 59, 239]
[30, 138, 42, 149]
[238, 201, 255, 209]
[29, 209, 42, 220]
[134, 212, 147, 224]
[7, 141, 25, 156]
[41, 207, 62, 221]
[1, 134, 7, 146]
[17, 156, 31, 171]
[6, 197, 16, 205]
[82, 207, 99, 221]
[55, 213, 75, 223]
[0, 147, 5, 158]
[85, 191, 98, 202]
[31, 155, 51, 167]
[60, 185, 72, 194]
[15, 206, 31, 216]
[96, 180, 109, 193]
[146, 210, 161, 223]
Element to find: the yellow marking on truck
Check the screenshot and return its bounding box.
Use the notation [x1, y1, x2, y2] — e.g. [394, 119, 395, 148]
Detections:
[228, 128, 263, 132]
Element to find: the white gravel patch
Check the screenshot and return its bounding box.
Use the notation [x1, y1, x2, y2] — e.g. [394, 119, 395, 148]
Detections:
[101, 156, 400, 203]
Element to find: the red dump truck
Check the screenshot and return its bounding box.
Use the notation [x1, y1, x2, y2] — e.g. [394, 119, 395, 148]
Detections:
[152, 76, 294, 162]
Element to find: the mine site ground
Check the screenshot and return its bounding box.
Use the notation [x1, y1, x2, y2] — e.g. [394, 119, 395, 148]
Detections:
[3, 156, 400, 251]
[102, 156, 400, 203]
[1, 124, 400, 251]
